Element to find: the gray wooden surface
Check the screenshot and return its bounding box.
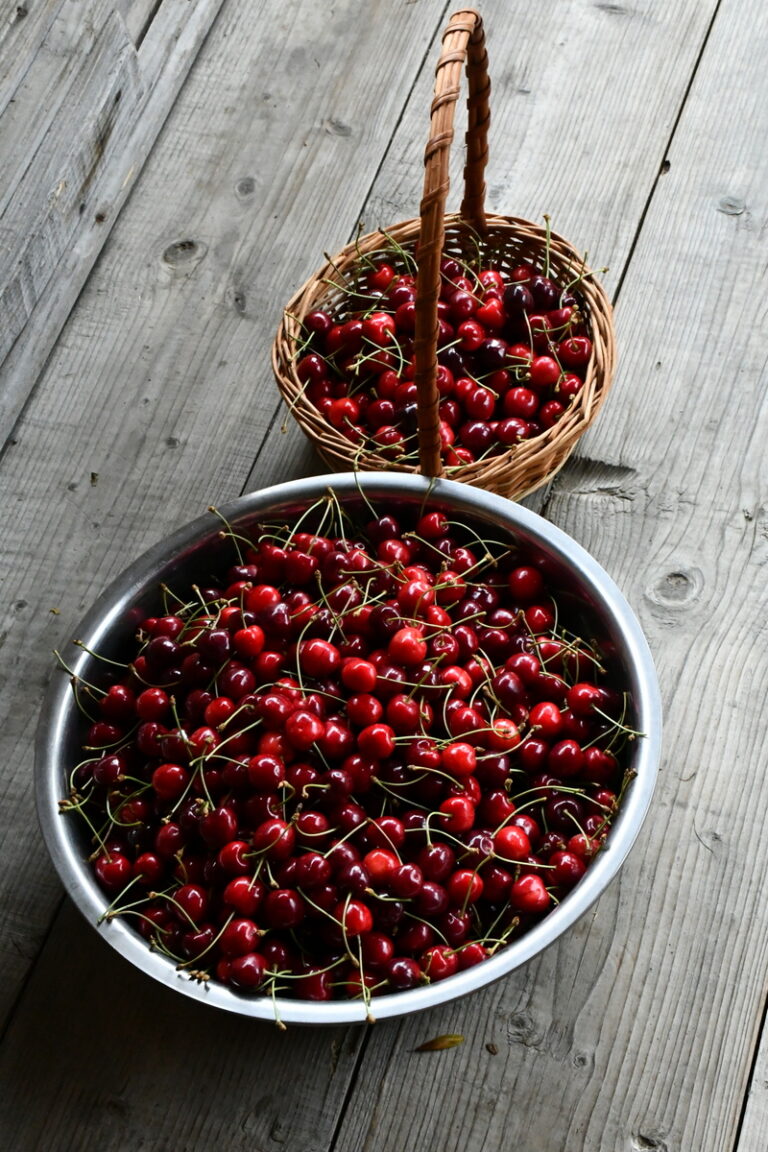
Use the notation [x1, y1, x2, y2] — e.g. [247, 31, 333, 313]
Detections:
[1, 1, 766, 1149]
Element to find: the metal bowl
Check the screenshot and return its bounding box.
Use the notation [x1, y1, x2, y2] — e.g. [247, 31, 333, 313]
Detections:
[36, 473, 661, 1025]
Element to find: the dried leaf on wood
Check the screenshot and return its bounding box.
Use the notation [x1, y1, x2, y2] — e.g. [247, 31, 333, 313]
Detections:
[414, 1033, 465, 1052]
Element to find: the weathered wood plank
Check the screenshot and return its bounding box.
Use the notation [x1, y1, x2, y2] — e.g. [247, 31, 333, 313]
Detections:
[737, 1045, 768, 1152]
[0, 0, 116, 224]
[331, 1, 768, 1150]
[0, 901, 365, 1150]
[0, 0, 223, 445]
[0, 11, 142, 366]
[0, 0, 449, 1033]
[0, 0, 757, 1148]
[117, 0, 160, 45]
[0, 0, 63, 115]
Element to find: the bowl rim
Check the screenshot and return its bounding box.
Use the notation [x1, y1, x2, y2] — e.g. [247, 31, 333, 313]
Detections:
[36, 471, 662, 1025]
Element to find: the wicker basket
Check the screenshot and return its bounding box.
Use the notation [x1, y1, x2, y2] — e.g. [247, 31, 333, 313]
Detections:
[272, 8, 616, 500]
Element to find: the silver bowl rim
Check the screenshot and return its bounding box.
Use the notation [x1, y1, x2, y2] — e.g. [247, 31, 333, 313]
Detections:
[36, 471, 662, 1025]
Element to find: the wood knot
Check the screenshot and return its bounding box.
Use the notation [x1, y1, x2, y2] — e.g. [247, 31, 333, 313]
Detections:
[324, 117, 352, 136]
[236, 176, 256, 199]
[647, 567, 702, 607]
[162, 239, 207, 267]
[717, 195, 745, 216]
[631, 1134, 668, 1152]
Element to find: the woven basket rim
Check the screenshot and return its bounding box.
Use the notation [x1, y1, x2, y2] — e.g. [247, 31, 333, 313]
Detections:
[273, 211, 616, 501]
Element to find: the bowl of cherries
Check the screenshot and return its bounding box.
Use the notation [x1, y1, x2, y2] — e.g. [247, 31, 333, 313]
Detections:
[37, 473, 660, 1025]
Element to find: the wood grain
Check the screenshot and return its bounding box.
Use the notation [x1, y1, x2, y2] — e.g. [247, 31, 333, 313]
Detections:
[0, 902, 365, 1150]
[0, 0, 764, 1148]
[117, 0, 160, 44]
[0, 0, 224, 444]
[0, 0, 63, 115]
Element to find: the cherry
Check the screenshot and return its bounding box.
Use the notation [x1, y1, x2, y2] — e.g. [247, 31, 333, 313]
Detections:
[447, 869, 483, 906]
[199, 806, 238, 849]
[228, 952, 266, 990]
[529, 355, 561, 390]
[360, 931, 395, 970]
[438, 795, 476, 833]
[547, 739, 586, 779]
[457, 942, 488, 970]
[545, 795, 585, 833]
[252, 819, 296, 861]
[421, 944, 458, 981]
[220, 918, 260, 958]
[558, 336, 592, 369]
[510, 874, 551, 913]
[387, 957, 422, 990]
[442, 742, 477, 778]
[415, 882, 449, 917]
[263, 889, 305, 929]
[152, 762, 189, 802]
[94, 853, 132, 892]
[357, 723, 395, 760]
[285, 709, 325, 750]
[494, 825, 531, 862]
[223, 877, 264, 917]
[389, 862, 424, 899]
[174, 883, 208, 922]
[295, 969, 332, 1001]
[335, 898, 374, 937]
[341, 657, 377, 693]
[550, 850, 587, 888]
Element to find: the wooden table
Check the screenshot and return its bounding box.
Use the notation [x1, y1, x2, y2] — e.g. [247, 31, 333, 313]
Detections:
[1, 1, 766, 1148]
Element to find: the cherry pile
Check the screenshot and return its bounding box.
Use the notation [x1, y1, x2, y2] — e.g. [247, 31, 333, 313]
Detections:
[61, 494, 636, 1015]
[295, 247, 593, 467]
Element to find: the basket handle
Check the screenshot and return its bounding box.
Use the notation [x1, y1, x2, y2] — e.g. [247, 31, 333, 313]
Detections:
[414, 8, 490, 477]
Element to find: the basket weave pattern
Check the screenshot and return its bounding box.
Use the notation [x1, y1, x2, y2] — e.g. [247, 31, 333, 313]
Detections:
[272, 10, 616, 500]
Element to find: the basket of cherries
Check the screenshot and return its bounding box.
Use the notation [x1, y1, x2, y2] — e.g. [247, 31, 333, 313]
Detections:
[272, 8, 616, 499]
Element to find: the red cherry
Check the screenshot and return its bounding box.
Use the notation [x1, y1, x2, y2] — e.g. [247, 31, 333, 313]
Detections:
[558, 335, 592, 368]
[93, 853, 132, 892]
[529, 355, 561, 390]
[252, 819, 296, 861]
[442, 742, 477, 778]
[152, 762, 189, 802]
[388, 626, 428, 667]
[550, 850, 587, 888]
[475, 296, 505, 329]
[362, 311, 396, 347]
[496, 417, 529, 445]
[457, 942, 489, 970]
[387, 957, 422, 990]
[494, 825, 531, 861]
[357, 723, 395, 761]
[363, 849, 400, 884]
[540, 399, 565, 428]
[547, 739, 586, 778]
[263, 889, 305, 929]
[232, 625, 265, 659]
[421, 944, 458, 981]
[335, 898, 374, 937]
[438, 795, 475, 833]
[447, 869, 484, 906]
[285, 709, 325, 750]
[220, 918, 260, 958]
[228, 952, 266, 990]
[299, 638, 341, 678]
[510, 874, 551, 913]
